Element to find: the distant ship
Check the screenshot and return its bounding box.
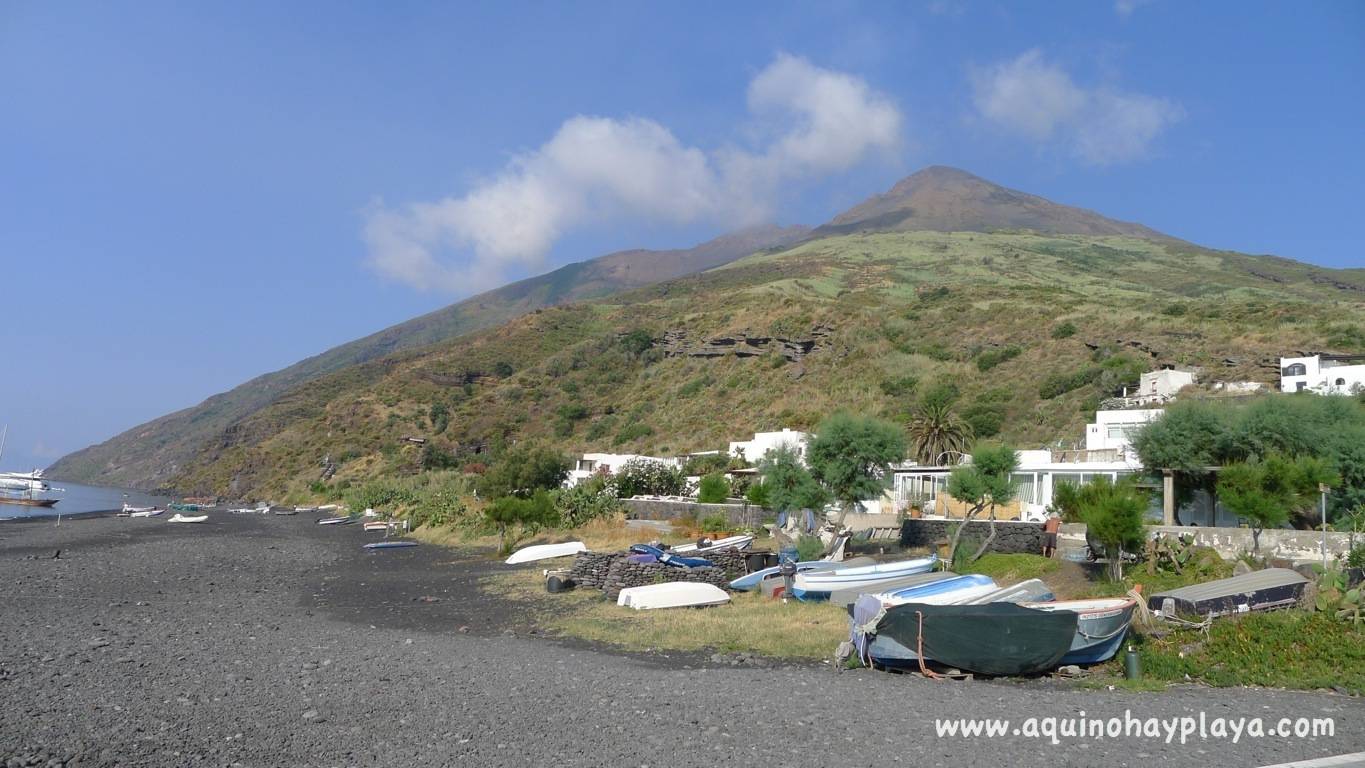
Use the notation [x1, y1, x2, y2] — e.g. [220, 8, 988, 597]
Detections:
[0, 426, 59, 507]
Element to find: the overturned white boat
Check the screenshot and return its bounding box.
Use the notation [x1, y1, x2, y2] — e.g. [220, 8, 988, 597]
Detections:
[167, 513, 208, 523]
[617, 582, 730, 610]
[505, 541, 588, 565]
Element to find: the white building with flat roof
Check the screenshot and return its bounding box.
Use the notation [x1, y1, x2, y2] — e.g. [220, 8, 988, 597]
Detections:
[728, 428, 810, 465]
[1084, 408, 1164, 460]
[1280, 354, 1365, 394]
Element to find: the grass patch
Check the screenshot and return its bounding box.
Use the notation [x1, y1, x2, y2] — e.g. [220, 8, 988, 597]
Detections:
[1134, 612, 1365, 694]
[959, 553, 1061, 585]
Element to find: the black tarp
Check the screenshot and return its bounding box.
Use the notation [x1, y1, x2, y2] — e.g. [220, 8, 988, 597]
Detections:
[875, 602, 1079, 676]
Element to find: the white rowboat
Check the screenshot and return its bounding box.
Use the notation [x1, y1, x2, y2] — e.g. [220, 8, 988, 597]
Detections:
[505, 541, 588, 565]
[617, 582, 730, 610]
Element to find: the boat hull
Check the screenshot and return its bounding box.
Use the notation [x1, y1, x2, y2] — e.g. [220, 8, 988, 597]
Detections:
[1024, 598, 1137, 665]
[505, 541, 588, 565]
[0, 496, 58, 507]
[617, 582, 730, 610]
[1148, 568, 1308, 620]
[791, 556, 938, 600]
[855, 599, 1078, 675]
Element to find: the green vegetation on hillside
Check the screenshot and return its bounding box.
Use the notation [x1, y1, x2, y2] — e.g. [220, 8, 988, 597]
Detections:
[143, 230, 1365, 499]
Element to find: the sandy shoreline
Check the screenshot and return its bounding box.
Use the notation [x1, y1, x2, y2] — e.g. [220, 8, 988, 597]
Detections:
[2, 512, 1362, 767]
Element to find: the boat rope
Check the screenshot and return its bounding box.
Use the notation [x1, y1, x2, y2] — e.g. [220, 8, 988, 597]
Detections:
[915, 610, 943, 680]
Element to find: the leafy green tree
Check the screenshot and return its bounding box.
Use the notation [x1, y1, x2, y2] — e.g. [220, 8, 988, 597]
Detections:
[907, 401, 973, 465]
[478, 444, 570, 499]
[697, 473, 729, 503]
[807, 412, 907, 529]
[758, 445, 828, 514]
[612, 458, 686, 498]
[1070, 476, 1148, 580]
[1218, 454, 1338, 552]
[944, 443, 1019, 564]
[485, 491, 557, 554]
[744, 480, 771, 509]
[429, 402, 450, 434]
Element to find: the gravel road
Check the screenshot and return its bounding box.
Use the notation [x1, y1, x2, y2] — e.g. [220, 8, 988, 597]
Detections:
[2, 512, 1360, 767]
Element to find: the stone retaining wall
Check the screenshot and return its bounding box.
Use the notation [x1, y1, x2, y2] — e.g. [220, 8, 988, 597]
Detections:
[568, 548, 751, 599]
[900, 518, 1045, 555]
[622, 498, 760, 527]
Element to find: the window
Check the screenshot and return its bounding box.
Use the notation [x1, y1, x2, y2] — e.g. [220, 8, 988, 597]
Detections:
[576, 459, 597, 472]
[1337, 378, 1347, 386]
[1011, 473, 1038, 505]
[1283, 363, 1307, 377]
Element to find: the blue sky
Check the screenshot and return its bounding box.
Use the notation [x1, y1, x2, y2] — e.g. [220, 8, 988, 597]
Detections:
[2, 1, 1362, 473]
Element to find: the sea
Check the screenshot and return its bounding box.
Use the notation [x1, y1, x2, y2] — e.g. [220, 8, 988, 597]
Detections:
[0, 480, 173, 520]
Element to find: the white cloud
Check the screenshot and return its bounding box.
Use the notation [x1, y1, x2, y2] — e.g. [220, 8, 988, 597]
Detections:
[1114, 0, 1154, 18]
[365, 54, 901, 295]
[971, 49, 1181, 166]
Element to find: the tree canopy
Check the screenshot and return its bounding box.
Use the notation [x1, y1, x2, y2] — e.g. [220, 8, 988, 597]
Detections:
[1218, 453, 1338, 550]
[1069, 476, 1148, 580]
[944, 442, 1019, 564]
[477, 444, 570, 500]
[807, 412, 906, 518]
[758, 444, 828, 514]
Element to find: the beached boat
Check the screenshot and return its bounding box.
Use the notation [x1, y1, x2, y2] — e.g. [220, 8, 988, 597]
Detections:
[729, 560, 846, 591]
[879, 574, 999, 606]
[273, 508, 297, 516]
[167, 513, 207, 523]
[829, 571, 958, 609]
[317, 504, 341, 512]
[316, 516, 350, 525]
[1023, 597, 1137, 664]
[1148, 568, 1308, 620]
[617, 582, 731, 610]
[671, 535, 754, 554]
[121, 503, 157, 514]
[505, 541, 588, 565]
[364, 540, 417, 550]
[790, 556, 938, 601]
[363, 520, 393, 532]
[129, 508, 164, 518]
[169, 502, 207, 512]
[851, 598, 1079, 675]
[629, 544, 713, 568]
[0, 495, 58, 508]
[962, 578, 1055, 605]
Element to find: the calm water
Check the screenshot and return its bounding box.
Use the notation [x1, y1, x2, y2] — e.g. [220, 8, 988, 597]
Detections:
[0, 480, 172, 520]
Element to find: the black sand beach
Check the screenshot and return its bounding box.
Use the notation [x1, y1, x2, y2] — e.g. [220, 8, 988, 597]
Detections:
[2, 512, 1361, 767]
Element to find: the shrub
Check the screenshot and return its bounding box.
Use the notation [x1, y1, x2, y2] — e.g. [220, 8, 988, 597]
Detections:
[613, 458, 686, 498]
[485, 491, 558, 554]
[975, 345, 1022, 372]
[478, 445, 570, 499]
[612, 422, 654, 446]
[1050, 321, 1077, 339]
[697, 473, 729, 503]
[796, 534, 825, 561]
[1038, 366, 1102, 399]
[553, 475, 622, 528]
[683, 453, 734, 475]
[879, 376, 919, 398]
[420, 444, 459, 471]
[700, 513, 729, 533]
[744, 481, 771, 509]
[429, 403, 450, 434]
[493, 361, 515, 378]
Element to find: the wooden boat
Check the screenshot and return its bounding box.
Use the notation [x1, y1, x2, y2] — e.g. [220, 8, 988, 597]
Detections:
[962, 578, 1055, 605]
[1023, 597, 1137, 664]
[878, 574, 999, 606]
[671, 534, 754, 554]
[1148, 568, 1308, 620]
[167, 513, 207, 523]
[505, 541, 588, 565]
[851, 597, 1078, 675]
[364, 540, 417, 550]
[791, 556, 938, 601]
[616, 582, 730, 610]
[829, 571, 957, 609]
[0, 496, 58, 508]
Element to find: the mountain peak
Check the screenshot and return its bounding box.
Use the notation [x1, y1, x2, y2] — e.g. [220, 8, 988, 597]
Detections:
[816, 166, 1178, 242]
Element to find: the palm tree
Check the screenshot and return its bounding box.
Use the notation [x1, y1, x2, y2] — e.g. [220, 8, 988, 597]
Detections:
[907, 402, 973, 465]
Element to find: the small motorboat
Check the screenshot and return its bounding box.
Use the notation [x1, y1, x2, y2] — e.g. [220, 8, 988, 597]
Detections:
[961, 578, 1055, 605]
[671, 534, 754, 554]
[316, 516, 350, 526]
[791, 556, 938, 601]
[851, 597, 1079, 675]
[878, 574, 999, 606]
[617, 582, 730, 610]
[364, 541, 417, 550]
[1148, 568, 1309, 620]
[167, 513, 208, 523]
[294, 506, 318, 513]
[121, 503, 157, 514]
[505, 541, 588, 565]
[129, 508, 164, 518]
[1023, 597, 1137, 664]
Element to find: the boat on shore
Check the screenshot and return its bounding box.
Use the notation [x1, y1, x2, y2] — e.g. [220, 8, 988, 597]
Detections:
[1148, 568, 1309, 620]
[129, 508, 164, 518]
[167, 513, 207, 523]
[791, 556, 938, 601]
[878, 573, 999, 606]
[617, 582, 730, 610]
[852, 598, 1078, 675]
[364, 540, 417, 550]
[1023, 597, 1137, 664]
[671, 535, 754, 554]
[506, 541, 588, 565]
[829, 571, 957, 609]
[962, 578, 1055, 605]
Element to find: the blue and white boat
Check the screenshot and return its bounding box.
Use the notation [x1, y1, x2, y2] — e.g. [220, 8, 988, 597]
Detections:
[961, 578, 1055, 605]
[879, 573, 998, 606]
[1021, 597, 1137, 664]
[790, 556, 938, 601]
[729, 560, 846, 591]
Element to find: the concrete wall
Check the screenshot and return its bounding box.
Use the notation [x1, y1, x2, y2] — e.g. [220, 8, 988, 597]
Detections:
[1149, 525, 1355, 563]
[900, 519, 1045, 556]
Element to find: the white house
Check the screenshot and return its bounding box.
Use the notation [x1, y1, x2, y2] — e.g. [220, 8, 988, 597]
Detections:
[565, 453, 678, 487]
[1113, 367, 1196, 406]
[1084, 408, 1164, 460]
[1280, 354, 1365, 394]
[891, 449, 1146, 523]
[728, 428, 810, 465]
